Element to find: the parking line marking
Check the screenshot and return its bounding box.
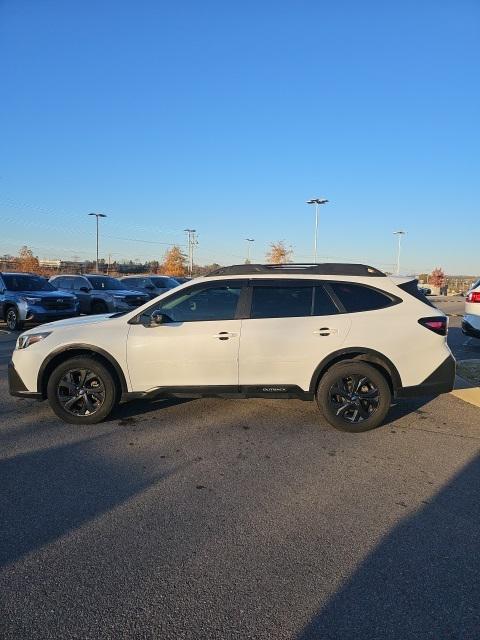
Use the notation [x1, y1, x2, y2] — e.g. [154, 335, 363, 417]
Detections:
[451, 388, 480, 409]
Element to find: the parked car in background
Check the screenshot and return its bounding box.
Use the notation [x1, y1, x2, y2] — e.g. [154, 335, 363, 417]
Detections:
[419, 286, 432, 296]
[12, 263, 455, 433]
[0, 272, 79, 330]
[119, 275, 179, 299]
[50, 274, 149, 315]
[174, 277, 191, 285]
[463, 278, 480, 339]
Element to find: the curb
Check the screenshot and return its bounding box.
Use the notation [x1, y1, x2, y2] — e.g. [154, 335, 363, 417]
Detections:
[451, 363, 480, 409]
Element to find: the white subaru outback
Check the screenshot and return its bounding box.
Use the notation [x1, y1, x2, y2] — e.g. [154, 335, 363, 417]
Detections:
[9, 263, 456, 433]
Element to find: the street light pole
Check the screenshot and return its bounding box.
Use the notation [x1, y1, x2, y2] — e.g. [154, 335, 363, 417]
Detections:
[184, 229, 197, 277]
[306, 198, 329, 262]
[88, 213, 107, 272]
[245, 238, 254, 262]
[393, 230, 406, 275]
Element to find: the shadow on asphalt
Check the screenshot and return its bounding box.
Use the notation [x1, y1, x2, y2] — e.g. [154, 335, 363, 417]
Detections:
[112, 396, 192, 420]
[296, 454, 480, 640]
[0, 434, 181, 567]
[448, 326, 480, 362]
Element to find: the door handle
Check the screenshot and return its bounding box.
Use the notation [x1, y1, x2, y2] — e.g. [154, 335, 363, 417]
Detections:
[212, 331, 238, 340]
[313, 327, 338, 336]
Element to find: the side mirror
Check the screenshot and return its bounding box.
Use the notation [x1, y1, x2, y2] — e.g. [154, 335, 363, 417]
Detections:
[150, 311, 169, 326]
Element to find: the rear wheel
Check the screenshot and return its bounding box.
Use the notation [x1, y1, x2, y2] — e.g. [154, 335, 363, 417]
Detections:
[5, 306, 24, 331]
[316, 361, 391, 432]
[47, 356, 117, 424]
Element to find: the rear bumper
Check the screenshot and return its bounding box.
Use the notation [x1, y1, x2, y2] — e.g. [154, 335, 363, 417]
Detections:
[396, 354, 456, 398]
[8, 362, 42, 399]
[462, 318, 480, 339]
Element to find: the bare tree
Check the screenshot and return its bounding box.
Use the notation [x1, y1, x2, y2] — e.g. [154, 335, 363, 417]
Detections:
[266, 241, 293, 264]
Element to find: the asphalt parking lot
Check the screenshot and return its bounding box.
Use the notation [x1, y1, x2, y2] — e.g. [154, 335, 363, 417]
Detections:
[1, 298, 479, 640]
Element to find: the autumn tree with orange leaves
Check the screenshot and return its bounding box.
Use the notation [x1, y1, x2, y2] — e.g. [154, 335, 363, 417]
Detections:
[266, 241, 293, 264]
[18, 246, 40, 273]
[162, 245, 188, 277]
[429, 267, 446, 287]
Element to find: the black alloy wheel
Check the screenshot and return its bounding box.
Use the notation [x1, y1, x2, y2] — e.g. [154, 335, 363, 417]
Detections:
[56, 368, 106, 417]
[47, 356, 117, 424]
[6, 307, 23, 331]
[328, 373, 380, 423]
[316, 361, 392, 432]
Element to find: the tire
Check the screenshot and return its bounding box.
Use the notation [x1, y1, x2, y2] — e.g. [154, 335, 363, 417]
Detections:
[47, 356, 118, 424]
[91, 300, 108, 315]
[316, 361, 392, 433]
[5, 306, 24, 331]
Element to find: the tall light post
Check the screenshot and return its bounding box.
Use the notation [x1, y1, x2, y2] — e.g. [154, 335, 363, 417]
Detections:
[245, 238, 255, 262]
[393, 230, 406, 275]
[306, 198, 329, 262]
[88, 213, 107, 272]
[184, 229, 197, 276]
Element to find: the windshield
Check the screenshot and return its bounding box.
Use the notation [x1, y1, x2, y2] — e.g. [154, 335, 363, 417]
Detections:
[2, 274, 56, 292]
[87, 276, 125, 291]
[150, 276, 179, 288]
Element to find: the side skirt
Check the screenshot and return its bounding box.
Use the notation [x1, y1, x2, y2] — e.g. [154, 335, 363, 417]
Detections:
[121, 385, 313, 403]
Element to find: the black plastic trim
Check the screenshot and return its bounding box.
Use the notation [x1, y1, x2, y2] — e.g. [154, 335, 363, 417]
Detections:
[397, 355, 456, 398]
[206, 263, 386, 277]
[8, 362, 43, 399]
[309, 348, 403, 394]
[121, 384, 313, 402]
[37, 344, 128, 396]
[462, 319, 480, 339]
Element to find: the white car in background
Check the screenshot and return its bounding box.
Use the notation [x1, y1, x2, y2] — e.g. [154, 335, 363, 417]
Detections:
[463, 278, 480, 339]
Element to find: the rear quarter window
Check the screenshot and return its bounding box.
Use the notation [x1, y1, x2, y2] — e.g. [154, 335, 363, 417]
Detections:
[328, 282, 397, 313]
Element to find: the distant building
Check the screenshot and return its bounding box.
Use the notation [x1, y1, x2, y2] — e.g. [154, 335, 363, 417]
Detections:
[39, 259, 84, 271]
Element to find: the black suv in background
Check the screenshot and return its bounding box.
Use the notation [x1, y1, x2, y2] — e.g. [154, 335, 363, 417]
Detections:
[50, 274, 149, 315]
[0, 272, 79, 330]
[119, 275, 179, 299]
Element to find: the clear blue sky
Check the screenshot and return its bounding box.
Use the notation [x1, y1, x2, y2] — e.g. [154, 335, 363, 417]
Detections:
[0, 0, 479, 274]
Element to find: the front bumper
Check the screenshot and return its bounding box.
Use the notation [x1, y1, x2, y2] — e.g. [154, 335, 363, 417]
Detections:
[23, 302, 79, 323]
[396, 354, 456, 398]
[8, 362, 42, 399]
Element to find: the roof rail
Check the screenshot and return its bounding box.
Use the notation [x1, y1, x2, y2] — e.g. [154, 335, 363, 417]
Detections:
[206, 263, 385, 277]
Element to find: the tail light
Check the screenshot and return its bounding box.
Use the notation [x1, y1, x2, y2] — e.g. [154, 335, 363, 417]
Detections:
[466, 291, 480, 303]
[418, 317, 448, 336]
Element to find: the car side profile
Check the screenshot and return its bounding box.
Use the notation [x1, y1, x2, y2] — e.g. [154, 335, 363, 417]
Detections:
[0, 272, 79, 330]
[119, 274, 180, 299]
[463, 278, 480, 339]
[50, 274, 149, 315]
[9, 263, 456, 433]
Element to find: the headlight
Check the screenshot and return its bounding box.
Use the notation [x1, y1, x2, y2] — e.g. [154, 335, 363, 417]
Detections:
[19, 296, 42, 305]
[16, 332, 51, 350]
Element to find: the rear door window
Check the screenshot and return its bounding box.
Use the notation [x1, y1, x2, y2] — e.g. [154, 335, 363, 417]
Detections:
[251, 285, 313, 318]
[328, 282, 396, 312]
[313, 286, 339, 316]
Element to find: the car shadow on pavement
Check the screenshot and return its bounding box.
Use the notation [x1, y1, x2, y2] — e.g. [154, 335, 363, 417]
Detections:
[112, 396, 192, 420]
[295, 453, 480, 640]
[0, 434, 180, 567]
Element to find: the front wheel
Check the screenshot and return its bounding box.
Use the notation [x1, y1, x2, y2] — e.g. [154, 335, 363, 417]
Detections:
[5, 307, 24, 331]
[316, 361, 392, 432]
[47, 356, 117, 424]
